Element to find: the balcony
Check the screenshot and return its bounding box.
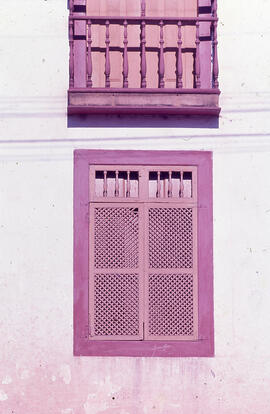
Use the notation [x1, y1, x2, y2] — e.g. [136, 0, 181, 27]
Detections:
[68, 0, 220, 116]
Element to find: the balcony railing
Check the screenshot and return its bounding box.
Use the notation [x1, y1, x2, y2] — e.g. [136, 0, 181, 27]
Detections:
[68, 0, 220, 115]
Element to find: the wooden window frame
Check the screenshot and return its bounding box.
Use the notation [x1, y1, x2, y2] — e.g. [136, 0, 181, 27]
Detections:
[74, 149, 214, 357]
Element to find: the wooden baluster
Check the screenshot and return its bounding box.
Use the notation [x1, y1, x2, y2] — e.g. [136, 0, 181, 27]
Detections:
[69, 19, 74, 88]
[126, 171, 131, 197]
[103, 171, 107, 197]
[105, 20, 111, 88]
[177, 21, 183, 88]
[195, 21, 201, 88]
[141, 0, 146, 17]
[141, 21, 147, 88]
[123, 20, 129, 88]
[115, 170, 119, 197]
[87, 20, 93, 88]
[168, 171, 172, 197]
[122, 175, 125, 197]
[159, 21, 165, 88]
[180, 171, 184, 198]
[157, 172, 161, 198]
[212, 0, 219, 88]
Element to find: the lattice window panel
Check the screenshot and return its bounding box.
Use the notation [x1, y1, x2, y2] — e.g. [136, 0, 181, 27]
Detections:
[148, 207, 193, 269]
[89, 203, 143, 340]
[94, 207, 139, 269]
[147, 273, 194, 337]
[94, 273, 140, 337]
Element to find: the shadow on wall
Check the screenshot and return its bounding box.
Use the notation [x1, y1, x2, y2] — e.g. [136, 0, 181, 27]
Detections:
[67, 114, 219, 129]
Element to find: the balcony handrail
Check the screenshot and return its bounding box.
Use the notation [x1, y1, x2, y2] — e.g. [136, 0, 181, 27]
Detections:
[69, 15, 218, 23]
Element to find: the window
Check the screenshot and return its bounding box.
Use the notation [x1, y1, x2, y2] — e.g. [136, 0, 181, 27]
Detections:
[74, 150, 214, 356]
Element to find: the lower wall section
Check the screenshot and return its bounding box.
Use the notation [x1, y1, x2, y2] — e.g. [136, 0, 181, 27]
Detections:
[1, 152, 270, 414]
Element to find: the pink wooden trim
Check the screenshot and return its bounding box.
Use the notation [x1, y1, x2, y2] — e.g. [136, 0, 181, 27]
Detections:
[68, 105, 221, 116]
[195, 22, 201, 88]
[123, 20, 129, 88]
[158, 21, 165, 88]
[70, 16, 218, 22]
[198, 0, 212, 89]
[69, 87, 220, 94]
[74, 150, 214, 357]
[86, 20, 92, 88]
[177, 21, 183, 89]
[69, 20, 74, 88]
[73, 0, 85, 5]
[105, 21, 111, 88]
[140, 21, 147, 88]
[212, 0, 219, 88]
[69, 0, 74, 14]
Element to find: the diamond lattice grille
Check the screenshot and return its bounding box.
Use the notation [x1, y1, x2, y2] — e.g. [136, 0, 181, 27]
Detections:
[148, 273, 194, 336]
[94, 273, 140, 336]
[94, 207, 139, 269]
[149, 208, 193, 269]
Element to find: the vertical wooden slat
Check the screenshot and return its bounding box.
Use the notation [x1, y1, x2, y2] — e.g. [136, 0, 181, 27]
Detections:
[141, 21, 147, 88]
[195, 21, 201, 88]
[177, 21, 183, 88]
[212, 0, 219, 88]
[123, 20, 129, 88]
[103, 171, 108, 197]
[168, 171, 172, 197]
[69, 19, 74, 88]
[105, 20, 111, 88]
[127, 171, 131, 198]
[180, 171, 184, 198]
[157, 172, 161, 198]
[159, 21, 165, 88]
[115, 170, 119, 197]
[87, 19, 93, 88]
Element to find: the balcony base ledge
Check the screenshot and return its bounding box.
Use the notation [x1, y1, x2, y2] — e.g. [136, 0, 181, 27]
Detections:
[68, 90, 220, 116]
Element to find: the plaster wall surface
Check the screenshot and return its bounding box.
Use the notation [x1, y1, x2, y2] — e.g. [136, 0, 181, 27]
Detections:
[1, 1, 270, 413]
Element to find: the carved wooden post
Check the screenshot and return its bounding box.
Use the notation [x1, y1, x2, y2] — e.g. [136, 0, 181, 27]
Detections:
[69, 19, 74, 88]
[180, 171, 184, 198]
[157, 172, 161, 198]
[212, 0, 219, 88]
[141, 21, 147, 88]
[103, 171, 108, 197]
[126, 171, 131, 197]
[168, 171, 172, 197]
[115, 170, 119, 197]
[87, 20, 93, 88]
[159, 21, 165, 88]
[141, 0, 146, 17]
[123, 20, 129, 88]
[177, 21, 183, 88]
[105, 20, 111, 88]
[195, 21, 201, 88]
